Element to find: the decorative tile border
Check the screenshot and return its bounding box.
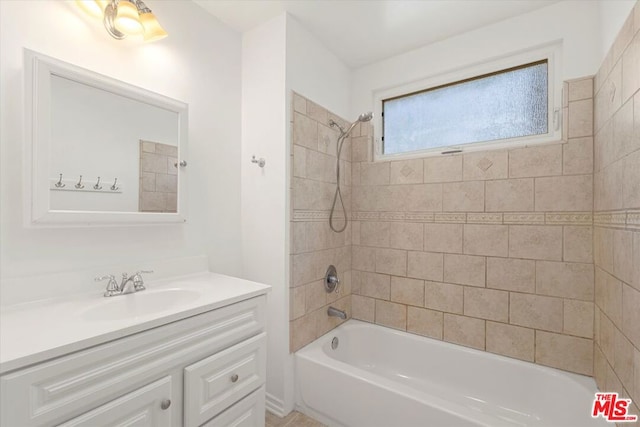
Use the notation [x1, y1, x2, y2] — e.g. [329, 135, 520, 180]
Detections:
[294, 209, 638, 229]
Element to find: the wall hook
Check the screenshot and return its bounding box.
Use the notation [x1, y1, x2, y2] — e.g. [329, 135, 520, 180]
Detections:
[110, 178, 119, 191]
[75, 175, 85, 189]
[93, 177, 103, 190]
[55, 173, 65, 188]
[251, 155, 266, 168]
[174, 160, 187, 168]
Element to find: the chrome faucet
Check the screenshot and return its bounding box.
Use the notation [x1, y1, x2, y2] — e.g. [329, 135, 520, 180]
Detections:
[327, 306, 347, 320]
[96, 270, 153, 297]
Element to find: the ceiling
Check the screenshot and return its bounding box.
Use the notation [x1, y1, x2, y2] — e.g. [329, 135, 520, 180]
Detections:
[194, 0, 562, 68]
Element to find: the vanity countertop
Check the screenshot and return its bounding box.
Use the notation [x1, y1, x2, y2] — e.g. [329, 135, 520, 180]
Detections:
[0, 272, 270, 375]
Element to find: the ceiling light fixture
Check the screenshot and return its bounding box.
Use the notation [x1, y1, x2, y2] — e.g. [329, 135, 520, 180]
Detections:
[76, 0, 167, 42]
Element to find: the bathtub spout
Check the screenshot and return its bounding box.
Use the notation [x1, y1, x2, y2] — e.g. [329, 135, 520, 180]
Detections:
[328, 306, 347, 319]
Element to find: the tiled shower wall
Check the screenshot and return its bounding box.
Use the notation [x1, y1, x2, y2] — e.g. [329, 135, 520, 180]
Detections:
[349, 86, 595, 375]
[290, 93, 352, 352]
[593, 2, 640, 417]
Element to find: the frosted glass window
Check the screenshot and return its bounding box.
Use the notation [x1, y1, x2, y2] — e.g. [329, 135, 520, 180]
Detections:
[382, 61, 548, 155]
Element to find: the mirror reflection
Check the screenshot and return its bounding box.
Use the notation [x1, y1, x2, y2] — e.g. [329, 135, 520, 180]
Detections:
[49, 75, 179, 213]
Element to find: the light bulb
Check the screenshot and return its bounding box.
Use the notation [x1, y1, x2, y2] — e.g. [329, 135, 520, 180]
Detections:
[114, 0, 143, 35]
[76, 0, 105, 18]
[139, 11, 168, 42]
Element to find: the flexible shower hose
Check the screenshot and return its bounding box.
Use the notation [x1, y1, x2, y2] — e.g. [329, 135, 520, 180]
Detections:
[329, 132, 348, 233]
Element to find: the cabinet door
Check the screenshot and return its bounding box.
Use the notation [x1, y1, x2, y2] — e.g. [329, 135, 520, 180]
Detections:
[184, 333, 266, 427]
[57, 376, 172, 427]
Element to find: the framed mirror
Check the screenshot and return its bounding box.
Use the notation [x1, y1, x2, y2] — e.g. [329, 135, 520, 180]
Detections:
[24, 49, 188, 226]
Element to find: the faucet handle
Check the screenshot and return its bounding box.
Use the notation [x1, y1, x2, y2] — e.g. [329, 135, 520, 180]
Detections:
[133, 270, 153, 290]
[96, 274, 119, 297]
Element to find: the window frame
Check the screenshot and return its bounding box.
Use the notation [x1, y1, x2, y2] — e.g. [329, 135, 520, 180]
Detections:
[372, 42, 563, 161]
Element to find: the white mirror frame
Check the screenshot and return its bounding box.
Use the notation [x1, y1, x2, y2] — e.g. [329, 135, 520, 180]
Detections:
[24, 49, 188, 226]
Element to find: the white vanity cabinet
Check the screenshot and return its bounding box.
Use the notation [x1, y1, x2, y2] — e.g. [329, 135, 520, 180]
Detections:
[0, 295, 267, 427]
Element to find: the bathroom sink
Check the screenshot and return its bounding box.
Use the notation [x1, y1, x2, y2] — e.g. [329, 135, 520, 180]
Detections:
[81, 288, 201, 321]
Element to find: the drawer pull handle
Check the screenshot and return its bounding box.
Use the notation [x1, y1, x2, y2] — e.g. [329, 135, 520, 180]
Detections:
[161, 399, 171, 410]
[230, 374, 239, 383]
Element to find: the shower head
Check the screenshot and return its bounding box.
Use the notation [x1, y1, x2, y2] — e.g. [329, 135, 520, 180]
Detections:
[358, 112, 373, 122]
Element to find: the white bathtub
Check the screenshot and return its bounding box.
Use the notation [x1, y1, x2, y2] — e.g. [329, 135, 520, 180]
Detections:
[295, 320, 606, 427]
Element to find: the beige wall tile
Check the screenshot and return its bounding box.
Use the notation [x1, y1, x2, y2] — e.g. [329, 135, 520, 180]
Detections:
[634, 347, 640, 403]
[485, 178, 534, 212]
[290, 314, 316, 352]
[407, 251, 444, 281]
[360, 221, 390, 247]
[614, 327, 635, 391]
[293, 178, 334, 210]
[293, 112, 318, 150]
[622, 284, 640, 348]
[391, 276, 424, 306]
[375, 300, 407, 330]
[568, 78, 593, 102]
[463, 287, 509, 322]
[509, 144, 562, 178]
[291, 285, 306, 319]
[463, 151, 508, 180]
[407, 307, 443, 339]
[390, 159, 423, 184]
[360, 161, 390, 186]
[306, 149, 336, 183]
[594, 345, 607, 391]
[594, 227, 614, 273]
[353, 245, 376, 272]
[424, 223, 463, 253]
[444, 254, 485, 287]
[305, 280, 327, 312]
[534, 175, 593, 212]
[291, 222, 307, 254]
[623, 150, 640, 209]
[536, 261, 594, 301]
[292, 92, 306, 114]
[634, 232, 640, 291]
[306, 100, 328, 125]
[564, 300, 594, 338]
[424, 155, 462, 183]
[486, 322, 534, 362]
[613, 230, 634, 284]
[442, 181, 484, 212]
[389, 222, 424, 250]
[599, 310, 616, 363]
[293, 145, 307, 178]
[568, 99, 594, 138]
[510, 293, 563, 332]
[463, 224, 508, 257]
[487, 257, 536, 293]
[375, 248, 407, 276]
[614, 98, 637, 161]
[564, 226, 593, 263]
[358, 271, 391, 300]
[318, 124, 339, 156]
[596, 267, 623, 327]
[393, 184, 443, 212]
[352, 294, 375, 322]
[424, 281, 463, 314]
[140, 191, 166, 212]
[563, 137, 594, 175]
[141, 172, 155, 192]
[509, 225, 563, 261]
[535, 331, 593, 375]
[352, 136, 371, 162]
[141, 152, 168, 174]
[444, 314, 485, 350]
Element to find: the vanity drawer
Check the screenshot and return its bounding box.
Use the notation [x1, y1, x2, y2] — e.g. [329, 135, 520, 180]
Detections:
[0, 296, 265, 427]
[57, 376, 173, 427]
[202, 386, 265, 427]
[184, 332, 266, 427]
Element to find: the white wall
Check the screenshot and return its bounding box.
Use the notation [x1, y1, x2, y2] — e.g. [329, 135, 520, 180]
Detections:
[286, 15, 351, 119]
[240, 14, 290, 415]
[240, 12, 351, 415]
[599, 0, 637, 59]
[0, 1, 242, 290]
[351, 0, 603, 118]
